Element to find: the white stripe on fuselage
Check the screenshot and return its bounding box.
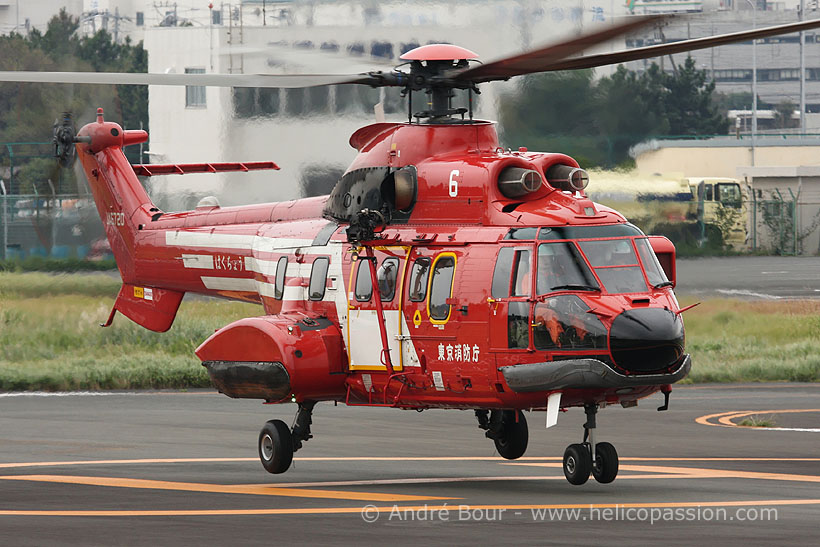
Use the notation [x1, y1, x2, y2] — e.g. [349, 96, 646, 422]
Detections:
[200, 276, 259, 292]
[181, 254, 214, 269]
[166, 231, 254, 250]
[167, 229, 418, 367]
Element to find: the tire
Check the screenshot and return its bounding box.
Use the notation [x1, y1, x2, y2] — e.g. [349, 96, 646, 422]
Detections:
[563, 443, 591, 485]
[494, 410, 529, 460]
[258, 419, 294, 474]
[591, 441, 619, 484]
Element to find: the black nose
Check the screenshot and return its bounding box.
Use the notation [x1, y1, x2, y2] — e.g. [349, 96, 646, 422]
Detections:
[609, 308, 685, 373]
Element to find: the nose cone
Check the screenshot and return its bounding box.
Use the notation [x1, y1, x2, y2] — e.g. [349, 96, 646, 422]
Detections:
[609, 308, 685, 373]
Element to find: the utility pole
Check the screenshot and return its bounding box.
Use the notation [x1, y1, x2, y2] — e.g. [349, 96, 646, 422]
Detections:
[113, 7, 120, 44]
[745, 0, 757, 166]
[800, 0, 806, 134]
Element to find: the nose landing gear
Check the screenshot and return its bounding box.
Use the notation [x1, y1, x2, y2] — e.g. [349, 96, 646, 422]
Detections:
[562, 403, 619, 485]
[258, 401, 316, 474]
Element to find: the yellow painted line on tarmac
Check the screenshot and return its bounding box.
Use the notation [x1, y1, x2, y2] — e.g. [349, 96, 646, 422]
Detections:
[696, 409, 820, 429]
[0, 458, 257, 469]
[509, 462, 820, 483]
[0, 475, 454, 502]
[2, 456, 820, 470]
[1, 499, 819, 517]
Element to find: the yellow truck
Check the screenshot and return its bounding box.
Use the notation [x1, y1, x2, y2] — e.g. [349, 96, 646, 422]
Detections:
[585, 171, 748, 249]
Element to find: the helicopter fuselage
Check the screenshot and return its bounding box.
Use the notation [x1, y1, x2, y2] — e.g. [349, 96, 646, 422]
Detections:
[76, 113, 688, 414]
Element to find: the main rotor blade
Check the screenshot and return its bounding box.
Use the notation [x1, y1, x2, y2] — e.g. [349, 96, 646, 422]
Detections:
[454, 15, 664, 83]
[0, 70, 379, 88]
[466, 17, 820, 78]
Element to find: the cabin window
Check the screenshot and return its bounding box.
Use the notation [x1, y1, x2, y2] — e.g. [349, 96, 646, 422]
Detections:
[309, 257, 329, 300]
[274, 256, 288, 300]
[354, 258, 373, 301]
[536, 242, 598, 294]
[428, 254, 456, 321]
[377, 257, 399, 301]
[408, 257, 431, 302]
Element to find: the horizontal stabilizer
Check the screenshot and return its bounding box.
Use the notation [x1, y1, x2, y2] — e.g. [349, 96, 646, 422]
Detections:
[132, 161, 279, 177]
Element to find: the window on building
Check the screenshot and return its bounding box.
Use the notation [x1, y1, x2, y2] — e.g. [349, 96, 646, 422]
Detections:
[136, 12, 144, 26]
[185, 68, 206, 107]
[309, 257, 329, 300]
[428, 255, 455, 321]
[274, 256, 288, 300]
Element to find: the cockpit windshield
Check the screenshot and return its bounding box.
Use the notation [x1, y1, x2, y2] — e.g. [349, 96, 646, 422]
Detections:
[536, 242, 600, 294]
[577, 239, 647, 294]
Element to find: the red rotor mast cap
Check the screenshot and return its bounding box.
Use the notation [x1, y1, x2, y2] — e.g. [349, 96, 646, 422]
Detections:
[400, 44, 478, 61]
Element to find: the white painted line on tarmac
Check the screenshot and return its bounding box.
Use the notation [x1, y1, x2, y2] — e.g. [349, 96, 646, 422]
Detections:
[715, 289, 781, 299]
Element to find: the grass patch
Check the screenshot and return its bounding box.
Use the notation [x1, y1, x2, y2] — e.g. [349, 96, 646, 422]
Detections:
[738, 415, 777, 428]
[2, 273, 820, 390]
[0, 257, 117, 273]
[1, 273, 259, 390]
[0, 271, 122, 299]
[681, 299, 820, 383]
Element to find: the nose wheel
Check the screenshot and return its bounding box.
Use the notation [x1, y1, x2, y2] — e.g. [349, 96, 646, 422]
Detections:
[562, 404, 619, 485]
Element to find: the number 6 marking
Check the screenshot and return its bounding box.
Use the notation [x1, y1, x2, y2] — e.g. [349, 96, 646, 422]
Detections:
[449, 169, 460, 197]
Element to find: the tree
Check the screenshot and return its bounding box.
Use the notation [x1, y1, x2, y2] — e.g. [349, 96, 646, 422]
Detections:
[773, 100, 797, 130]
[498, 58, 728, 168]
[0, 11, 148, 192]
[662, 57, 727, 135]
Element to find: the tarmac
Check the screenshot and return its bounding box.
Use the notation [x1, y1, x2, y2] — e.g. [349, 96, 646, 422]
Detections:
[0, 385, 818, 545]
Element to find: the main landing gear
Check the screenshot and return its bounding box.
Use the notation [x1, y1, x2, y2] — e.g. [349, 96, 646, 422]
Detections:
[476, 409, 529, 460]
[563, 403, 619, 485]
[258, 401, 315, 474]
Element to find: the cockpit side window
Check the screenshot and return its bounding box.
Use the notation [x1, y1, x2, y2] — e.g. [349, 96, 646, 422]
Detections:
[492, 247, 514, 298]
[511, 250, 531, 297]
[492, 247, 531, 298]
[635, 238, 669, 288]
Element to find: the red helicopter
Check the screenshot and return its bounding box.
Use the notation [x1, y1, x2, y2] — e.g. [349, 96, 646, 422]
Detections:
[4, 16, 820, 486]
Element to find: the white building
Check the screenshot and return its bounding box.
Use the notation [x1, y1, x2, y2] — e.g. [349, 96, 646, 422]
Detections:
[141, 1, 630, 207]
[0, 1, 82, 34]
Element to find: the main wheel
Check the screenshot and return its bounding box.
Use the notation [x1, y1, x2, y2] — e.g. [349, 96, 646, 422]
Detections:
[258, 419, 294, 474]
[591, 441, 619, 484]
[493, 410, 529, 460]
[563, 443, 591, 485]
